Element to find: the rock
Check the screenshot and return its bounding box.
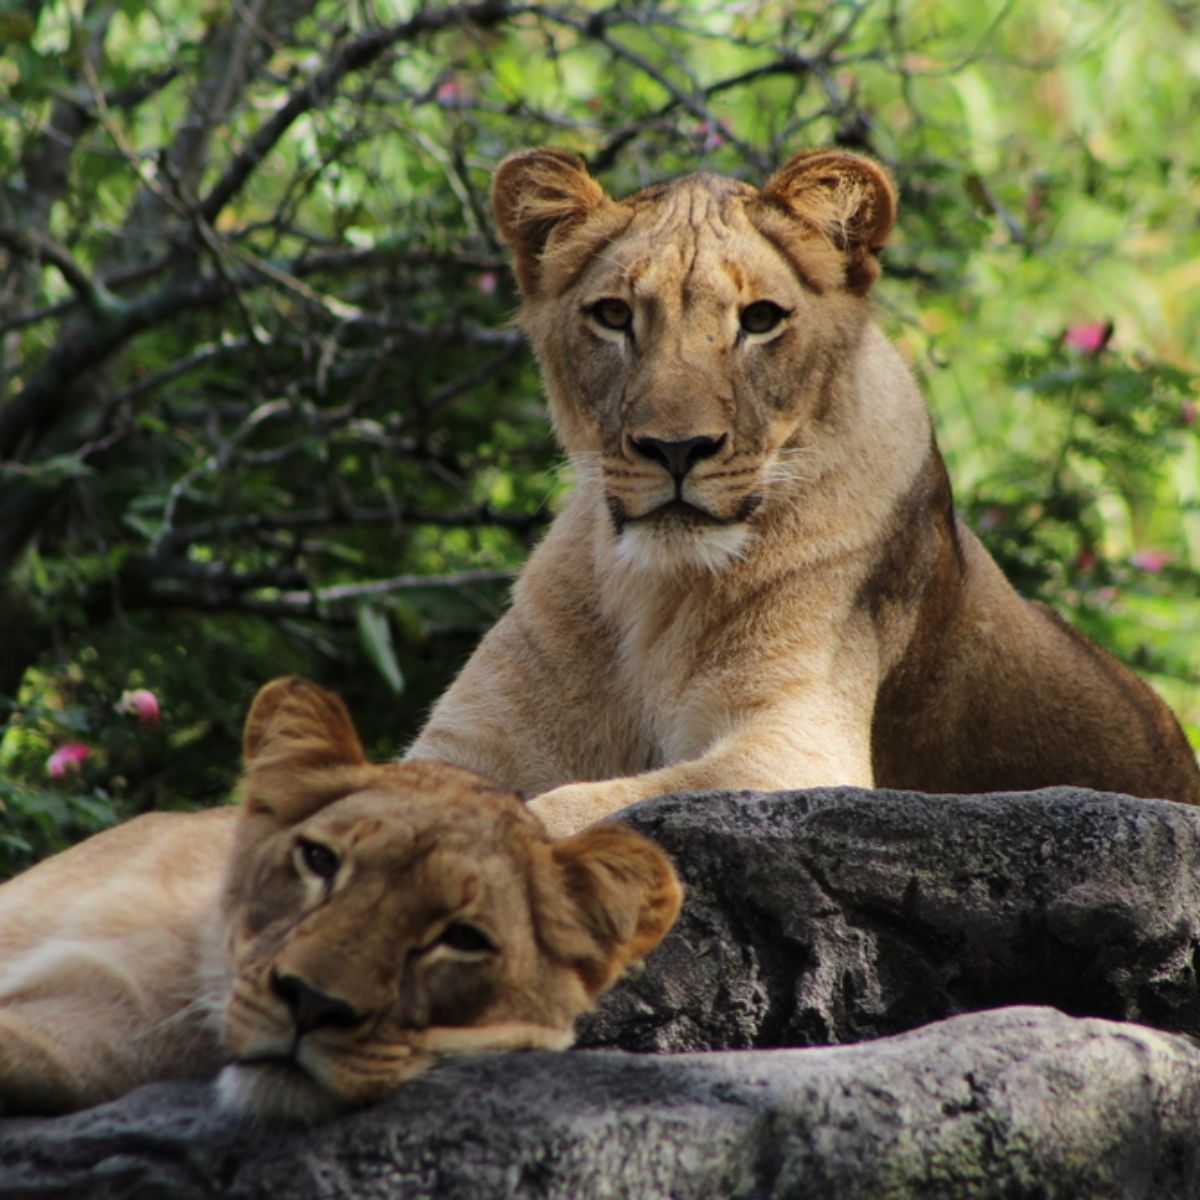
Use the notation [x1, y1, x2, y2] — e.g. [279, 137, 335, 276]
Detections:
[580, 787, 1200, 1050]
[3, 1008, 1200, 1198]
[5, 787, 1200, 1198]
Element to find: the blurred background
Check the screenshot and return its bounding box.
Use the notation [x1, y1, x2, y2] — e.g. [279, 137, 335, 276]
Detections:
[1, 0, 1197, 873]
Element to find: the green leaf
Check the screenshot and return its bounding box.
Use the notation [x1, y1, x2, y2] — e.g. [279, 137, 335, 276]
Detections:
[356, 604, 405, 696]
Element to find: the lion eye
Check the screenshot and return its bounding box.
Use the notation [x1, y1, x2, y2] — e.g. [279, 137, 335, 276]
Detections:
[436, 922, 495, 955]
[740, 301, 787, 335]
[297, 838, 339, 880]
[589, 298, 633, 332]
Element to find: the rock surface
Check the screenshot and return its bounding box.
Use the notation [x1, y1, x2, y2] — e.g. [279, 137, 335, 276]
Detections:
[4, 1008, 1200, 1199]
[5, 786, 1200, 1198]
[581, 786, 1200, 1050]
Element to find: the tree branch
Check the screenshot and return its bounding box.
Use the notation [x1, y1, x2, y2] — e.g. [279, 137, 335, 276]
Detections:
[198, 1, 539, 226]
[134, 563, 516, 620]
[0, 272, 229, 462]
[0, 227, 124, 320]
[159, 502, 546, 551]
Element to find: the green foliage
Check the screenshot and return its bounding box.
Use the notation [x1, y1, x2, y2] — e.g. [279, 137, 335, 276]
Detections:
[1, 0, 1197, 875]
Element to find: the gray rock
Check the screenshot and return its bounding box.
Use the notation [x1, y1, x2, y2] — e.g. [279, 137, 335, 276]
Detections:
[5, 787, 1200, 1198]
[3, 1008, 1200, 1198]
[581, 787, 1200, 1050]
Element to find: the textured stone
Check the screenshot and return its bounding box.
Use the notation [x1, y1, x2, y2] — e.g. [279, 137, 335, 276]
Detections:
[5, 787, 1200, 1198]
[581, 787, 1200, 1050]
[3, 1008, 1200, 1199]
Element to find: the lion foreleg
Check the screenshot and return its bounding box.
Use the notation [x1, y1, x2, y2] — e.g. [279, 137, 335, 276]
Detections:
[527, 702, 875, 837]
[0, 1004, 139, 1114]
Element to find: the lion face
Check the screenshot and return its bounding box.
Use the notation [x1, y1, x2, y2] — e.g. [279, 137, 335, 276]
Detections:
[493, 149, 896, 573]
[215, 679, 682, 1123]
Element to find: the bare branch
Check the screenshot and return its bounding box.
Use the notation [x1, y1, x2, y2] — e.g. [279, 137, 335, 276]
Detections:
[0, 258, 171, 338]
[136, 563, 516, 621]
[0, 227, 125, 319]
[0, 271, 228, 462]
[159, 502, 546, 551]
[198, 1, 540, 226]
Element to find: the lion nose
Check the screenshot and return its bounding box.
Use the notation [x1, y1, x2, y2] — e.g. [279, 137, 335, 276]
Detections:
[630, 433, 726, 480]
[271, 970, 363, 1034]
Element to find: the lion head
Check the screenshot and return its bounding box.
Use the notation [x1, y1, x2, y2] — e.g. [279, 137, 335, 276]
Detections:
[492, 147, 897, 573]
[215, 678, 682, 1122]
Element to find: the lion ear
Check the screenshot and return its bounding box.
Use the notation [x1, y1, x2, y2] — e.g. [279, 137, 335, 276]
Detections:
[240, 677, 366, 822]
[535, 823, 683, 998]
[761, 150, 896, 292]
[492, 148, 610, 296]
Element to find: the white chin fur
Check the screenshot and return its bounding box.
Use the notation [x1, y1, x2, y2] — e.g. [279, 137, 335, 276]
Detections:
[614, 520, 751, 574]
[215, 1062, 340, 1125]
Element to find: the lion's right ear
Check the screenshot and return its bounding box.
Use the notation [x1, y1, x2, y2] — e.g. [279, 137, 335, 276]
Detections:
[492, 148, 610, 296]
[760, 150, 896, 294]
[240, 677, 367, 823]
[533, 823, 683, 998]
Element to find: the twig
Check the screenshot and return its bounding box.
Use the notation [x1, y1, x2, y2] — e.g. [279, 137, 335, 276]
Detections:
[0, 227, 125, 319]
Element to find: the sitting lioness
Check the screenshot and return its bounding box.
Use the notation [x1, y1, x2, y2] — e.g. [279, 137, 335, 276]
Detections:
[0, 677, 681, 1120]
[407, 147, 1200, 836]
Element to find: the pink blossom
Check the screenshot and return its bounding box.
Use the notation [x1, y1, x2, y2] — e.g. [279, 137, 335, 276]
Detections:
[1183, 399, 1196, 427]
[1063, 321, 1112, 354]
[694, 120, 726, 152]
[473, 271, 499, 296]
[115, 688, 160, 725]
[435, 78, 467, 106]
[977, 506, 1008, 532]
[1130, 549, 1171, 572]
[46, 743, 90, 778]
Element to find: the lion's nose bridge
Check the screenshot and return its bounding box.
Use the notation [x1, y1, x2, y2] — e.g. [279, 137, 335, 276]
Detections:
[623, 348, 730, 451]
[271, 893, 396, 1029]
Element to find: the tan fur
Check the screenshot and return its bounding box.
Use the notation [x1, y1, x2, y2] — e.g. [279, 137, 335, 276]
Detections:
[0, 677, 681, 1119]
[408, 148, 1200, 836]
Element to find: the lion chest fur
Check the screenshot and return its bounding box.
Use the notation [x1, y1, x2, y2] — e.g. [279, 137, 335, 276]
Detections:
[408, 149, 1200, 836]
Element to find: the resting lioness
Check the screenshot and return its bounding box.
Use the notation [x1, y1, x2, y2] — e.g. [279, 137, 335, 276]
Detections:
[407, 147, 1200, 836]
[0, 677, 681, 1120]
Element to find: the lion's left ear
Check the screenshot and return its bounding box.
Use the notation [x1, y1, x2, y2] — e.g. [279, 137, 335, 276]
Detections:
[761, 150, 896, 292]
[240, 676, 367, 823]
[534, 823, 683, 998]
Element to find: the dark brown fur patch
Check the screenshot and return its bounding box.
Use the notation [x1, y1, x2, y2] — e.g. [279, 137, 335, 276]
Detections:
[854, 437, 960, 623]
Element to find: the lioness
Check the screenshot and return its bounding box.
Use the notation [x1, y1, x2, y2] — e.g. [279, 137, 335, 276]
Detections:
[407, 147, 1200, 836]
[0, 677, 681, 1120]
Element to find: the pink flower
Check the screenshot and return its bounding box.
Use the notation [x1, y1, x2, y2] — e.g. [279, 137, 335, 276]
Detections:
[977, 506, 1008, 532]
[1063, 321, 1113, 354]
[693, 120, 726, 152]
[115, 688, 160, 726]
[1183, 399, 1196, 427]
[473, 271, 499, 296]
[1130, 549, 1171, 572]
[435, 78, 467, 106]
[46, 743, 90, 778]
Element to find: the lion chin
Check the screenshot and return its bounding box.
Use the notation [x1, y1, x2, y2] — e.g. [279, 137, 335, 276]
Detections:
[216, 1058, 352, 1126]
[216, 1020, 577, 1123]
[613, 504, 753, 574]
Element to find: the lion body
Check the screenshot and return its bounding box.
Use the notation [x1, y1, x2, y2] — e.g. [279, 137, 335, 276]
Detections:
[408, 150, 1200, 836]
[0, 808, 234, 1114]
[0, 679, 680, 1118]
